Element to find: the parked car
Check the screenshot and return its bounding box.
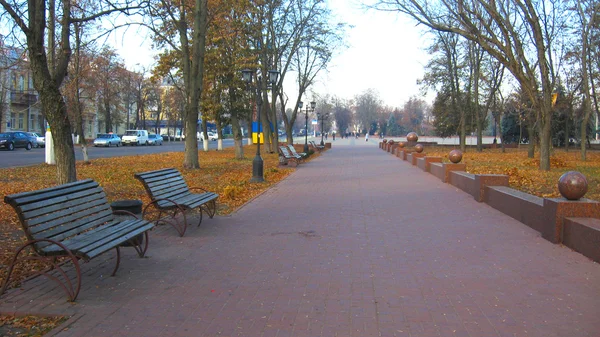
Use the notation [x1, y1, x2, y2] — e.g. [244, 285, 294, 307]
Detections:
[0, 131, 35, 151]
[147, 134, 163, 146]
[93, 133, 122, 147]
[26, 132, 45, 148]
[198, 131, 218, 142]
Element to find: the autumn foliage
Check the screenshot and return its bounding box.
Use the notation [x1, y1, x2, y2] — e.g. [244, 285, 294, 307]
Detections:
[423, 147, 600, 200]
[0, 146, 301, 288]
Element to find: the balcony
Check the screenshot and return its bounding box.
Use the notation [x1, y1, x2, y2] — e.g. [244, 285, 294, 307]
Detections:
[10, 90, 38, 105]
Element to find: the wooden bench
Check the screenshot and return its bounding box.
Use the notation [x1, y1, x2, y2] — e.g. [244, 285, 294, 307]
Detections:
[1, 179, 154, 301]
[134, 168, 219, 237]
[309, 140, 325, 152]
[278, 146, 301, 167]
[287, 144, 307, 159]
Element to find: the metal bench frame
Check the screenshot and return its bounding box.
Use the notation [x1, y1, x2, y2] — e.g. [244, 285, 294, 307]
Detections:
[134, 168, 219, 237]
[278, 146, 301, 166]
[287, 144, 307, 159]
[309, 140, 325, 152]
[1, 179, 154, 301]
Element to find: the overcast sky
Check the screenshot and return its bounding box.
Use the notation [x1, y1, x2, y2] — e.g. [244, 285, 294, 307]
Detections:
[111, 1, 432, 108]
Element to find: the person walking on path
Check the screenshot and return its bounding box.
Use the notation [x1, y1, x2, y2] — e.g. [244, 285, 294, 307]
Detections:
[365, 132, 369, 142]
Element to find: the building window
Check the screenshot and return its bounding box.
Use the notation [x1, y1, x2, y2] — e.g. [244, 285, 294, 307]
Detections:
[18, 113, 24, 129]
[29, 115, 35, 131]
[10, 115, 16, 130]
[19, 76, 24, 91]
[88, 120, 93, 135]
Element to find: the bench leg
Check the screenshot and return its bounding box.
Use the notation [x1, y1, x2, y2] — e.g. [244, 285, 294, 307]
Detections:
[202, 200, 217, 219]
[130, 231, 150, 258]
[111, 246, 121, 277]
[144, 201, 188, 237]
[196, 207, 203, 227]
[1, 239, 81, 302]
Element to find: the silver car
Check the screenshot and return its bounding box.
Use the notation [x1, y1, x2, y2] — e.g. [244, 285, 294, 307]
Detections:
[93, 133, 121, 147]
[147, 134, 163, 146]
[26, 132, 45, 148]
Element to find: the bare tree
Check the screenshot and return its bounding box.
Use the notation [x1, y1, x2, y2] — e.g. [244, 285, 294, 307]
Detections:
[573, 0, 599, 159]
[0, 0, 145, 183]
[143, 0, 208, 169]
[370, 0, 568, 170]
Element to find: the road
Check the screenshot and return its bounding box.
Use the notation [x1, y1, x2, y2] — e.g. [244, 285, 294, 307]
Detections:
[0, 139, 235, 168]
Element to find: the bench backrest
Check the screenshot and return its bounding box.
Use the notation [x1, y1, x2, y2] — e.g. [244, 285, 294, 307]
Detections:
[4, 179, 114, 250]
[278, 146, 294, 158]
[134, 168, 191, 201]
[287, 145, 300, 155]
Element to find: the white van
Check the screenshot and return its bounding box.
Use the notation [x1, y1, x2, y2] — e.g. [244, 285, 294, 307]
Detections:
[197, 131, 218, 142]
[121, 130, 149, 146]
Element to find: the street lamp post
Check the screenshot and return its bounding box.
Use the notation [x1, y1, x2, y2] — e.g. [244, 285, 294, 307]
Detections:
[242, 68, 279, 183]
[299, 101, 316, 153]
[317, 112, 329, 146]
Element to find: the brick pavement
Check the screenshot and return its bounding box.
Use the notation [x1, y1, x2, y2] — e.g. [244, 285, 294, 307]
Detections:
[1, 137, 600, 336]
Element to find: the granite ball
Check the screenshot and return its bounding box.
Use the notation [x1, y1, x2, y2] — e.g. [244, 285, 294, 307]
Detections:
[448, 149, 463, 163]
[388, 139, 395, 144]
[406, 132, 418, 142]
[558, 171, 588, 200]
[398, 142, 405, 148]
[382, 139, 388, 143]
[415, 144, 424, 153]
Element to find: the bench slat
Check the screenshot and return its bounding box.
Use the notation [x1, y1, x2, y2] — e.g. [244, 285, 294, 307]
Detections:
[28, 205, 113, 236]
[25, 197, 109, 229]
[5, 180, 99, 210]
[168, 193, 218, 209]
[146, 182, 189, 199]
[22, 191, 108, 221]
[33, 211, 115, 248]
[42, 220, 153, 259]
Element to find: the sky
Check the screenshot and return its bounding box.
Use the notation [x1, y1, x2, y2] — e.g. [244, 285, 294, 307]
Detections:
[110, 1, 433, 108]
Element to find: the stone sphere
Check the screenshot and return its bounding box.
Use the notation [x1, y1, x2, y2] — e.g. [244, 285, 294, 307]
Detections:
[398, 142, 405, 148]
[388, 139, 395, 144]
[406, 132, 418, 142]
[414, 144, 424, 153]
[448, 149, 463, 163]
[382, 139, 388, 143]
[558, 171, 588, 200]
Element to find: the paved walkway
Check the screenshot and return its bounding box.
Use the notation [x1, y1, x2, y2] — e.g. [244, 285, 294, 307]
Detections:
[2, 137, 600, 337]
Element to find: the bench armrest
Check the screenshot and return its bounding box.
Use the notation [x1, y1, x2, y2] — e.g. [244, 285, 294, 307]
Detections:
[189, 186, 210, 193]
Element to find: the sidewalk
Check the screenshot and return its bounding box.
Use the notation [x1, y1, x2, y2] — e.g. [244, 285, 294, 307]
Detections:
[2, 138, 600, 336]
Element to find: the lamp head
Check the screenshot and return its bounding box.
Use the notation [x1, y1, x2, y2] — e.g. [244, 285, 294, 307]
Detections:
[241, 69, 254, 83]
[299, 101, 304, 109]
[268, 69, 280, 85]
[310, 101, 316, 110]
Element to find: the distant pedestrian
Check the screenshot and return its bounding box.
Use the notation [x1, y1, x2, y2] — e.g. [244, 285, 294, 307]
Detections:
[365, 133, 369, 142]
[332, 133, 336, 141]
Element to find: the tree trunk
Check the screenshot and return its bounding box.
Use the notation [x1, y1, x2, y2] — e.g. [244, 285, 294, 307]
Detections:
[539, 118, 552, 170]
[565, 108, 570, 151]
[459, 108, 466, 152]
[527, 123, 536, 158]
[231, 114, 244, 159]
[43, 90, 77, 183]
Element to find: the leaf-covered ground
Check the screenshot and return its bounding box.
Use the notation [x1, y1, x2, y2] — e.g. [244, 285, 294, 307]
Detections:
[423, 147, 600, 200]
[0, 145, 305, 335]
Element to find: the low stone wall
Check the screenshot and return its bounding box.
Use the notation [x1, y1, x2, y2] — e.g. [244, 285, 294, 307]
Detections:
[430, 163, 467, 183]
[485, 186, 545, 233]
[563, 218, 600, 263]
[385, 148, 600, 263]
